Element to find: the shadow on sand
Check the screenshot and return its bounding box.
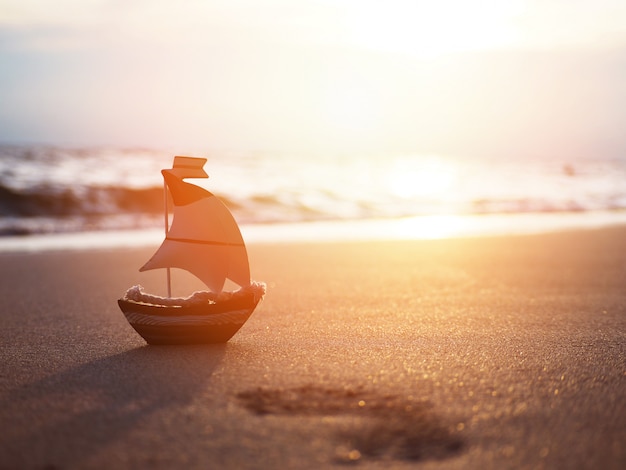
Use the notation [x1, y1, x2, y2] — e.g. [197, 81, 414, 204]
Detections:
[0, 344, 226, 468]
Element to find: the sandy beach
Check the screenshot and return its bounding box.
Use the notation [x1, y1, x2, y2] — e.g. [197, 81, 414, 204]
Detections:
[1, 226, 625, 469]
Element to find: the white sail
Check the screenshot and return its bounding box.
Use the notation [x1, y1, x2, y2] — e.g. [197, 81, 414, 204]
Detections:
[140, 157, 250, 293]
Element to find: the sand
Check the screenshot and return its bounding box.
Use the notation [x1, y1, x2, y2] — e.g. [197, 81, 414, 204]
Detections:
[0, 227, 625, 469]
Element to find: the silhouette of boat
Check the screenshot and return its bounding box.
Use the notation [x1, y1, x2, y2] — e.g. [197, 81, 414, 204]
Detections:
[118, 156, 265, 345]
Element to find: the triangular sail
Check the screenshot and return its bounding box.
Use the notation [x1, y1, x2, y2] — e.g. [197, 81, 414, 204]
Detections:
[140, 157, 250, 293]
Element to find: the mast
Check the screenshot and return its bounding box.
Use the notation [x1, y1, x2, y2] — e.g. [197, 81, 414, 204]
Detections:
[163, 178, 171, 298]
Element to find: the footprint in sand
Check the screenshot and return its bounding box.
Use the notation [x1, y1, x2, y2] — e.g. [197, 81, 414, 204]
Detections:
[236, 385, 464, 464]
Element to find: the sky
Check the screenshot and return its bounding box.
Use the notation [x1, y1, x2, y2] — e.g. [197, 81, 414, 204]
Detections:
[1, 0, 625, 158]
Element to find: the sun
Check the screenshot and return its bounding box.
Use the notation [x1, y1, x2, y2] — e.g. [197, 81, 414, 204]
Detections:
[340, 0, 522, 58]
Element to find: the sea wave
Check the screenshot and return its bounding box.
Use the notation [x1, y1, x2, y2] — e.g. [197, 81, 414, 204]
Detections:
[1, 144, 625, 236]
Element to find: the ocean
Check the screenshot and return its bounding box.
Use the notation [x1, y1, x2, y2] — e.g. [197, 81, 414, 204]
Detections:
[1, 144, 625, 246]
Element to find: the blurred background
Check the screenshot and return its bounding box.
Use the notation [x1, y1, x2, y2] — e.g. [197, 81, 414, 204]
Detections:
[1, 0, 625, 238]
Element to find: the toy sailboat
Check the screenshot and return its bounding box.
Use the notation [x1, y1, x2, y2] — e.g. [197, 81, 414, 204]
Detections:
[118, 156, 266, 345]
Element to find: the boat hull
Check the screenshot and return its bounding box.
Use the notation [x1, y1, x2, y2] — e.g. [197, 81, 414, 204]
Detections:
[118, 292, 261, 345]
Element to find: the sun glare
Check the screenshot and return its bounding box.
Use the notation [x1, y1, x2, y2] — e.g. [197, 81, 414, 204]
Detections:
[390, 215, 467, 239]
[386, 156, 456, 199]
